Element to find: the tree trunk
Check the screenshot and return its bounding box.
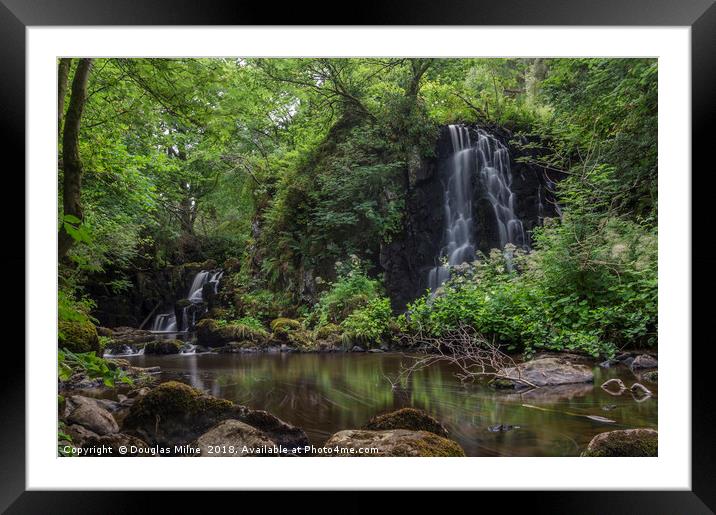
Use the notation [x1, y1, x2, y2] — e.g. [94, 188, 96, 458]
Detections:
[57, 58, 72, 137]
[58, 58, 93, 260]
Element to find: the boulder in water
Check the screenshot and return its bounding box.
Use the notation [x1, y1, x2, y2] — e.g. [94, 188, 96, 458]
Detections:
[363, 408, 449, 438]
[581, 428, 658, 457]
[193, 420, 277, 456]
[144, 339, 183, 355]
[324, 429, 465, 457]
[496, 357, 594, 388]
[123, 381, 308, 450]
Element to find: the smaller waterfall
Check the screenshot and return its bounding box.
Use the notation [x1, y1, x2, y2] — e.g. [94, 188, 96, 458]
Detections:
[150, 269, 223, 332]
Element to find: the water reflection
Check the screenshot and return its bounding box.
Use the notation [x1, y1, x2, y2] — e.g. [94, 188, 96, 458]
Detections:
[125, 352, 657, 457]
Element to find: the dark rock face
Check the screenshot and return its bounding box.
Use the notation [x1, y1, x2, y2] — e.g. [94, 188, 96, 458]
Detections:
[581, 428, 658, 457]
[382, 124, 563, 310]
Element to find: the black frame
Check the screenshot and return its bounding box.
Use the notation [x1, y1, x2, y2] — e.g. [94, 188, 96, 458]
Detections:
[2, 0, 714, 512]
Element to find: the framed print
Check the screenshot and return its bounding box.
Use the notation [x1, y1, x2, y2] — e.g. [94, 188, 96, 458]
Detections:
[3, 0, 715, 511]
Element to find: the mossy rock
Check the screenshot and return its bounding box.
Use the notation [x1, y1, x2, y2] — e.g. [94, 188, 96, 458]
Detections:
[196, 319, 268, 348]
[314, 323, 342, 341]
[58, 319, 100, 354]
[144, 339, 183, 355]
[324, 429, 465, 457]
[175, 298, 192, 309]
[642, 370, 658, 383]
[270, 318, 302, 335]
[363, 408, 449, 438]
[489, 378, 517, 390]
[122, 381, 237, 447]
[581, 428, 658, 457]
[123, 381, 308, 449]
[286, 329, 317, 351]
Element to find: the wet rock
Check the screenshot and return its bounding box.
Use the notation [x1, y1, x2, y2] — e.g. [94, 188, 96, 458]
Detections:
[351, 346, 366, 353]
[324, 429, 465, 457]
[581, 428, 658, 457]
[82, 433, 150, 456]
[368, 348, 384, 353]
[144, 339, 183, 355]
[631, 354, 658, 369]
[123, 381, 308, 449]
[193, 420, 277, 456]
[497, 357, 594, 388]
[67, 401, 119, 436]
[363, 408, 449, 438]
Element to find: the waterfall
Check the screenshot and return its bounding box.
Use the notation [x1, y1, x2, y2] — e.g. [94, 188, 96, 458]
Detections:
[427, 124, 528, 292]
[150, 269, 223, 332]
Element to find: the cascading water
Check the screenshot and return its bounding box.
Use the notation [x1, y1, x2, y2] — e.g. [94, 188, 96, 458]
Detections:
[427, 124, 528, 292]
[150, 269, 223, 332]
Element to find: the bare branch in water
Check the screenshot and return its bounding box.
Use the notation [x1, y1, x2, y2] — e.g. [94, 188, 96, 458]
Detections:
[387, 322, 539, 389]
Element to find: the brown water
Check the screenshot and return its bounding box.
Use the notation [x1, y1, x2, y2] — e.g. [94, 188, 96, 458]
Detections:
[124, 352, 657, 457]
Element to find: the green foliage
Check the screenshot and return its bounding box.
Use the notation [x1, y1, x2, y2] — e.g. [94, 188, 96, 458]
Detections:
[342, 296, 393, 347]
[58, 348, 133, 388]
[407, 204, 657, 358]
[312, 257, 384, 326]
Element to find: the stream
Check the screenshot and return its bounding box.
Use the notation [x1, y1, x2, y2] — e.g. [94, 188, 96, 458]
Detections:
[122, 351, 657, 457]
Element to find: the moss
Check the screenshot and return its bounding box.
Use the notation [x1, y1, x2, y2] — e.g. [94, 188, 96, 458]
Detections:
[581, 429, 658, 457]
[270, 318, 302, 335]
[489, 378, 517, 390]
[144, 339, 183, 354]
[198, 318, 268, 347]
[363, 408, 449, 437]
[409, 433, 466, 457]
[314, 323, 342, 341]
[123, 381, 236, 444]
[287, 329, 317, 351]
[175, 298, 191, 309]
[642, 370, 658, 383]
[58, 319, 100, 354]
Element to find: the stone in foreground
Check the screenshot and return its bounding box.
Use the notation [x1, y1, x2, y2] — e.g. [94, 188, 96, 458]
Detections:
[194, 420, 277, 456]
[123, 381, 308, 449]
[325, 429, 465, 457]
[497, 357, 594, 388]
[581, 428, 657, 457]
[363, 408, 449, 438]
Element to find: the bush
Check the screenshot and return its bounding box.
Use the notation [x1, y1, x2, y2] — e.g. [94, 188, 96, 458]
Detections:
[342, 296, 393, 347]
[313, 257, 383, 326]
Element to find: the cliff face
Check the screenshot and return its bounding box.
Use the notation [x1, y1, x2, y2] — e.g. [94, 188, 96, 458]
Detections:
[381, 124, 563, 310]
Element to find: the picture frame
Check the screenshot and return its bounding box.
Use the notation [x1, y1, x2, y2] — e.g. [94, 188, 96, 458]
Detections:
[3, 0, 714, 511]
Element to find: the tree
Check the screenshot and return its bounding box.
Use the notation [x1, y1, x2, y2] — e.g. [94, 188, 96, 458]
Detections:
[59, 58, 93, 260]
